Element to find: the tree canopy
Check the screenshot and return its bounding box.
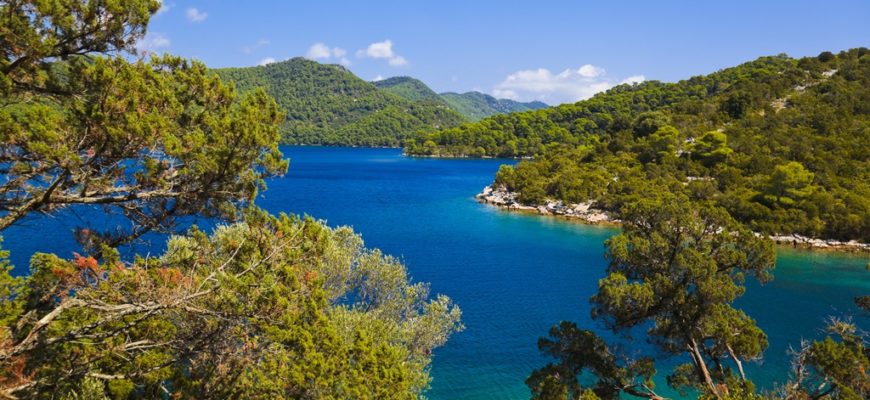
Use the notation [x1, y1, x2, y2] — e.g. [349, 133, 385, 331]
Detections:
[0, 209, 461, 399]
[1, 0, 288, 248]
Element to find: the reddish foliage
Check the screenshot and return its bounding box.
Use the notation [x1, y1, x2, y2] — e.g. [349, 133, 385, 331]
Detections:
[0, 336, 32, 389]
[155, 268, 184, 286]
[73, 253, 99, 271]
[304, 270, 318, 284]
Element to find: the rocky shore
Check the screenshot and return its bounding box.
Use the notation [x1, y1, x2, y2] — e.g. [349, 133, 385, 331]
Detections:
[476, 185, 615, 224]
[476, 185, 870, 253]
[762, 234, 870, 252]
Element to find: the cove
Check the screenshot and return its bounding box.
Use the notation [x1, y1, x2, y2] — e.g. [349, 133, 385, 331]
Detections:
[4, 146, 868, 399]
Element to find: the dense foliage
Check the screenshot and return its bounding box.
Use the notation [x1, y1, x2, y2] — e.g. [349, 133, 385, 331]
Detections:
[527, 193, 868, 400]
[440, 91, 548, 122]
[1, 0, 288, 247]
[214, 59, 467, 147]
[0, 210, 461, 399]
[373, 76, 446, 103]
[420, 50, 870, 241]
[0, 1, 462, 398]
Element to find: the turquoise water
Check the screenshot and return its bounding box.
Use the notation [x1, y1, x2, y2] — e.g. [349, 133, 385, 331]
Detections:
[4, 146, 868, 399]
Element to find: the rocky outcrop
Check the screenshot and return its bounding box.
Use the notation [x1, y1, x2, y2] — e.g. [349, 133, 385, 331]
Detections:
[476, 185, 869, 253]
[476, 186, 614, 224]
[763, 233, 870, 252]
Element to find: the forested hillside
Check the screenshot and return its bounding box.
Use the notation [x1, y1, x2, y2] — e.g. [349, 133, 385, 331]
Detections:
[410, 49, 870, 242]
[214, 59, 466, 146]
[373, 76, 446, 103]
[440, 91, 548, 121]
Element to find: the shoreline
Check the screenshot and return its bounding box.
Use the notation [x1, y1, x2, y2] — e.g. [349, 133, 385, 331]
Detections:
[476, 185, 870, 254]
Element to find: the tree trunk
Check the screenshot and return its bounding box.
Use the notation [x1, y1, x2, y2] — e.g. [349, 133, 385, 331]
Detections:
[689, 338, 720, 398]
[726, 343, 747, 382]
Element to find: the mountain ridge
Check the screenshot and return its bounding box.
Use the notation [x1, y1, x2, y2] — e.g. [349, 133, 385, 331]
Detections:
[373, 76, 548, 121]
[213, 60, 548, 146]
[213, 58, 466, 146]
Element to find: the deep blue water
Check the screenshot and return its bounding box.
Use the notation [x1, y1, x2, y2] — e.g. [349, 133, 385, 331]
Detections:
[4, 146, 869, 399]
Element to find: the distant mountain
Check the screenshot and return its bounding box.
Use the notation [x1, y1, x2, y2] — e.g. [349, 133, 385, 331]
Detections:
[373, 76, 548, 121]
[440, 92, 548, 121]
[213, 58, 466, 146]
[373, 76, 445, 103]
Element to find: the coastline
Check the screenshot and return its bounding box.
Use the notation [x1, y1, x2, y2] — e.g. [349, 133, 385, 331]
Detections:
[476, 185, 870, 254]
[404, 153, 532, 160]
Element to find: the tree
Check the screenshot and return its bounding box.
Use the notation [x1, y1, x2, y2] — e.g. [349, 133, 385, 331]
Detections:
[784, 318, 869, 400]
[639, 125, 680, 164]
[691, 131, 733, 166]
[721, 93, 750, 119]
[527, 322, 660, 400]
[764, 162, 815, 206]
[1, 0, 157, 86]
[632, 112, 671, 138]
[817, 52, 836, 63]
[527, 193, 776, 399]
[590, 194, 775, 397]
[0, 209, 462, 398]
[1, 1, 288, 249]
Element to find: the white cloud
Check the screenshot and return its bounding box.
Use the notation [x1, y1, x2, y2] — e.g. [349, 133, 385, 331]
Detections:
[306, 43, 332, 59]
[137, 32, 170, 53]
[492, 89, 518, 100]
[577, 64, 605, 78]
[186, 7, 207, 22]
[362, 40, 394, 58]
[306, 43, 351, 66]
[388, 55, 407, 66]
[258, 57, 276, 66]
[357, 40, 407, 67]
[492, 65, 645, 104]
[242, 39, 269, 54]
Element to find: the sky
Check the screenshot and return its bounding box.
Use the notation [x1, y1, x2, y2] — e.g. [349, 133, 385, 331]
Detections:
[142, 0, 870, 105]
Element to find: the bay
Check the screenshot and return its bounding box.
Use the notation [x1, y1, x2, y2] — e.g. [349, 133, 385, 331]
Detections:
[4, 146, 868, 399]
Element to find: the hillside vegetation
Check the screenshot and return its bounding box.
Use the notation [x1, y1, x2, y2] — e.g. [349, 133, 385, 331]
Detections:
[214, 59, 466, 146]
[410, 49, 870, 242]
[373, 76, 446, 103]
[440, 91, 548, 121]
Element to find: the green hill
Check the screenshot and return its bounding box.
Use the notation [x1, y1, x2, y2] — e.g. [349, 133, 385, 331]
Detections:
[373, 76, 445, 103]
[214, 58, 466, 146]
[440, 91, 548, 121]
[408, 49, 870, 242]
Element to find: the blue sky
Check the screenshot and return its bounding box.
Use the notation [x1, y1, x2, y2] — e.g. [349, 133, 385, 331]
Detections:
[142, 0, 870, 105]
